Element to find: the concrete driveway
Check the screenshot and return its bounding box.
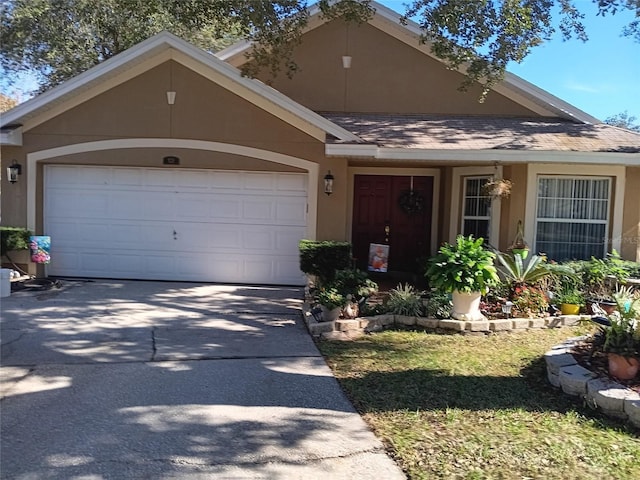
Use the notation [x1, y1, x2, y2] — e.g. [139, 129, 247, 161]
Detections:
[0, 279, 405, 479]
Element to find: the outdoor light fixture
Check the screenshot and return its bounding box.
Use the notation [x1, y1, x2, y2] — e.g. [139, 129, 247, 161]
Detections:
[7, 160, 22, 184]
[166, 91, 176, 105]
[324, 170, 334, 195]
[502, 301, 514, 318]
[342, 55, 352, 69]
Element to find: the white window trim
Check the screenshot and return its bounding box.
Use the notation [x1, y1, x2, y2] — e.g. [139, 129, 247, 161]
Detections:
[525, 164, 625, 256]
[461, 175, 492, 240]
[451, 166, 502, 248]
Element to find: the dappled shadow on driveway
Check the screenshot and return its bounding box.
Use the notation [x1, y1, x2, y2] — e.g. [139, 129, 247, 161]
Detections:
[0, 280, 397, 479]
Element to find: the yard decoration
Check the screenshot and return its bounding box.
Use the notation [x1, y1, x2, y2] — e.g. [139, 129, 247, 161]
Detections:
[425, 235, 499, 321]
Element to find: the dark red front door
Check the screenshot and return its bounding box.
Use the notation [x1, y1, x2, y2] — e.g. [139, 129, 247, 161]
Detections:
[352, 175, 433, 273]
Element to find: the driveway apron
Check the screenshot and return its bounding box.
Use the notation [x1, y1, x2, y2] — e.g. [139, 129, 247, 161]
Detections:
[0, 280, 405, 479]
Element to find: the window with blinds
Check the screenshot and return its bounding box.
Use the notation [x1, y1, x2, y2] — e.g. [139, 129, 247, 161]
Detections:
[462, 177, 491, 241]
[535, 177, 610, 260]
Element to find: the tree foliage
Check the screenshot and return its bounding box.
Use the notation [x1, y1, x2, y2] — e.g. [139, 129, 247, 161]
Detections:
[1, 0, 638, 98]
[604, 111, 640, 132]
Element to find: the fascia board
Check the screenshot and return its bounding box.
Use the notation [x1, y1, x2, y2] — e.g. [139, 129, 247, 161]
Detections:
[0, 127, 23, 146]
[0, 33, 179, 128]
[325, 144, 640, 165]
[2, 31, 361, 143]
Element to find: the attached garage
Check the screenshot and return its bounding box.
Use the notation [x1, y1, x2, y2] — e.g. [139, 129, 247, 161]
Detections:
[44, 165, 308, 285]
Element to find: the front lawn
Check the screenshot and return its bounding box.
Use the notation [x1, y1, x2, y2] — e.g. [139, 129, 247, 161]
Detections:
[318, 327, 640, 479]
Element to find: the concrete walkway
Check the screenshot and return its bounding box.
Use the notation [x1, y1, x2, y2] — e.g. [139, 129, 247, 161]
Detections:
[1, 280, 405, 479]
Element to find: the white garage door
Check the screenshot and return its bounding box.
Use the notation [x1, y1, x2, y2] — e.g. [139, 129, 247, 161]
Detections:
[44, 165, 308, 285]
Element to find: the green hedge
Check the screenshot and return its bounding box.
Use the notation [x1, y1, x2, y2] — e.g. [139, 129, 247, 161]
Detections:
[0, 227, 32, 256]
[299, 240, 352, 284]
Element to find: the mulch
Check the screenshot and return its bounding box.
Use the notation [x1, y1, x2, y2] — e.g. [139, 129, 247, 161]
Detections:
[571, 340, 640, 394]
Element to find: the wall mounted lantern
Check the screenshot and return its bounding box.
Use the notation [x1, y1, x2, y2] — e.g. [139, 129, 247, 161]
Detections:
[342, 55, 352, 69]
[166, 91, 176, 105]
[7, 160, 22, 184]
[324, 170, 334, 195]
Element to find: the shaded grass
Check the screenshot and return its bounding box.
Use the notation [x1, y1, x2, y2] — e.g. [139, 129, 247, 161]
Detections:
[318, 327, 640, 480]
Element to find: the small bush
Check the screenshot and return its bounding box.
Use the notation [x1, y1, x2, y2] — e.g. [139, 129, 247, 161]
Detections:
[424, 291, 452, 319]
[299, 240, 352, 285]
[386, 283, 424, 316]
[0, 227, 32, 256]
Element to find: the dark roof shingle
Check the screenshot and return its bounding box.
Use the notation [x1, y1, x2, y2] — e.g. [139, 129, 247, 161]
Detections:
[321, 114, 640, 153]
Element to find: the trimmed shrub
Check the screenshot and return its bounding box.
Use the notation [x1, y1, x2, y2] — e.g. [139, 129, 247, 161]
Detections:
[0, 227, 32, 256]
[299, 240, 352, 285]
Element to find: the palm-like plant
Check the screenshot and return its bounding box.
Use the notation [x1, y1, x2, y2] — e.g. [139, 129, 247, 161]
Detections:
[495, 252, 550, 289]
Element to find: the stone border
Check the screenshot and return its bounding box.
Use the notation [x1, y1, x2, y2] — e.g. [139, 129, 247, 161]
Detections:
[302, 302, 589, 339]
[544, 338, 639, 428]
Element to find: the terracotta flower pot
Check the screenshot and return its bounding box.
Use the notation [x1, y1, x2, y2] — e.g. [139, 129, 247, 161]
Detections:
[608, 353, 640, 380]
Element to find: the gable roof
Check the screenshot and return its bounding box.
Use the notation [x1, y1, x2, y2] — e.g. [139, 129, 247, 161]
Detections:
[0, 31, 363, 145]
[217, 0, 600, 125]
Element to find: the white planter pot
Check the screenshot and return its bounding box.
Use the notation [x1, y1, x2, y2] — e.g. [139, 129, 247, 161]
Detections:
[321, 305, 342, 322]
[451, 290, 485, 321]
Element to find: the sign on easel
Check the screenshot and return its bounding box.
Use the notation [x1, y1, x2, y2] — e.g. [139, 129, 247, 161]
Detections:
[368, 243, 389, 272]
[30, 236, 51, 264]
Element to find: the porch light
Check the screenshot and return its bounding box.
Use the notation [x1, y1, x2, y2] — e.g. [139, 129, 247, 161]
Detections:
[166, 91, 176, 105]
[502, 301, 514, 318]
[7, 160, 21, 184]
[324, 170, 334, 195]
[342, 55, 352, 69]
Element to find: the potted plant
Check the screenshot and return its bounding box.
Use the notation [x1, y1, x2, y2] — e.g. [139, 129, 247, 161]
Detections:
[425, 235, 499, 321]
[481, 178, 512, 199]
[315, 287, 346, 322]
[554, 287, 584, 315]
[314, 268, 378, 322]
[602, 288, 640, 380]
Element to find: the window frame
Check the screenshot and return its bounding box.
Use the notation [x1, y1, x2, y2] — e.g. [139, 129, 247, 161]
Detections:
[534, 175, 611, 260]
[461, 175, 492, 241]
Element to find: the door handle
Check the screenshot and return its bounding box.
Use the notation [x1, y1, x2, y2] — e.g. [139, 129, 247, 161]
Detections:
[173, 229, 178, 240]
[384, 224, 390, 243]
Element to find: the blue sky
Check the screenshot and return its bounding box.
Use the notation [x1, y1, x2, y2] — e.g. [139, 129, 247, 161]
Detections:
[380, 0, 640, 122]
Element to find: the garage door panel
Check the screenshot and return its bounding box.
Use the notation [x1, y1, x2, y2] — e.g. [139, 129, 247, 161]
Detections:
[112, 168, 143, 186]
[45, 166, 307, 285]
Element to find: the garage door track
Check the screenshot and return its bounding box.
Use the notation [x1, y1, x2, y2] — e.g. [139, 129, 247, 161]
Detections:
[1, 280, 405, 479]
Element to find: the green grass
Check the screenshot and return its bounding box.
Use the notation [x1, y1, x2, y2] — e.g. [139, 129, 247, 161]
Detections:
[318, 327, 640, 480]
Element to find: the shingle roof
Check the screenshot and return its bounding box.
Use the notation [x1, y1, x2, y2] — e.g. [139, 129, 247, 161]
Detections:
[321, 114, 640, 153]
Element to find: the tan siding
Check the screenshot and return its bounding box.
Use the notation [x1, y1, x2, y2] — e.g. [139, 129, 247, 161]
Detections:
[501, 165, 528, 252]
[261, 20, 540, 116]
[621, 166, 640, 261]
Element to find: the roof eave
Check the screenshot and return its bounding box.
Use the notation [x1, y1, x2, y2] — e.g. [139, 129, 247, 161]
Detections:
[325, 144, 640, 165]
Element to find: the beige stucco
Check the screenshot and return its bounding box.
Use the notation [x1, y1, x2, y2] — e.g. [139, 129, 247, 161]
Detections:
[500, 164, 528, 251]
[1, 61, 351, 245]
[260, 20, 540, 116]
[621, 166, 640, 261]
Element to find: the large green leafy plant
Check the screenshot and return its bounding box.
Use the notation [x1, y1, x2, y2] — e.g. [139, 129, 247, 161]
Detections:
[425, 235, 499, 294]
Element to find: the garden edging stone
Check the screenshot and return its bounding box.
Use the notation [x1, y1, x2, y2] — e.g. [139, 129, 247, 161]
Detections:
[544, 337, 640, 429]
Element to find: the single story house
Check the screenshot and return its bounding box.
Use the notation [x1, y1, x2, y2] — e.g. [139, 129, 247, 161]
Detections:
[2, 1, 639, 285]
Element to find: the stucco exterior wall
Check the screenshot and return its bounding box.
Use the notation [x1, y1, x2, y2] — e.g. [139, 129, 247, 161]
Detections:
[621, 166, 640, 261]
[0, 61, 350, 243]
[500, 164, 528, 252]
[260, 20, 540, 116]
